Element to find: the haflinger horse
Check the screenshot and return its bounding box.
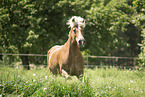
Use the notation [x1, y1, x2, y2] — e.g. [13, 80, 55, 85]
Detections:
[47, 16, 85, 78]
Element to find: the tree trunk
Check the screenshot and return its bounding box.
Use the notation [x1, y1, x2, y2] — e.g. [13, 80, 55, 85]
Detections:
[0, 55, 2, 60]
[20, 55, 30, 70]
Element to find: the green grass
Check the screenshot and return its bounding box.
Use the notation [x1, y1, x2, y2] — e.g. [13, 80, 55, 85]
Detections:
[0, 66, 145, 97]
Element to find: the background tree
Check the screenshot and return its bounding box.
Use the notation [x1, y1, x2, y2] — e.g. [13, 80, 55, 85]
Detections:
[134, 0, 145, 66]
[0, 0, 144, 67]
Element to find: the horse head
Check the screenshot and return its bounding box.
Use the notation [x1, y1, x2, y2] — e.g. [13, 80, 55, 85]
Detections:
[67, 16, 86, 47]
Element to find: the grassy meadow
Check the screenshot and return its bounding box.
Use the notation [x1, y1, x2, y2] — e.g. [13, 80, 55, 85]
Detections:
[0, 66, 145, 97]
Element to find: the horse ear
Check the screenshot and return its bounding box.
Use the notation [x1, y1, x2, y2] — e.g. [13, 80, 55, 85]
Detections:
[82, 19, 85, 28]
[83, 19, 85, 23]
[72, 18, 75, 22]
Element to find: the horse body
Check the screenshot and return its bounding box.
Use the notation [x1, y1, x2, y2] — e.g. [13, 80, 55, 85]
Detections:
[47, 16, 85, 78]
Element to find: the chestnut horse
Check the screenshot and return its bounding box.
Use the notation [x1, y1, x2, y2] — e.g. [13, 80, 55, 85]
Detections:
[47, 16, 85, 78]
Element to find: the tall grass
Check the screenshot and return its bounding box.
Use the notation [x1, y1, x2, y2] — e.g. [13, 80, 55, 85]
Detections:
[0, 66, 145, 97]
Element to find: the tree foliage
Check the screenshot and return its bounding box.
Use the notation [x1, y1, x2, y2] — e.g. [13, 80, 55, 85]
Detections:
[0, 0, 145, 67]
[135, 0, 145, 66]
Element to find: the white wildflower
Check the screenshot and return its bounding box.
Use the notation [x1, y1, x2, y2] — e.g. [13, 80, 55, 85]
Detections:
[33, 74, 36, 76]
[130, 80, 133, 83]
[45, 76, 48, 79]
[26, 81, 28, 83]
[33, 79, 36, 82]
[141, 91, 143, 93]
[43, 88, 47, 91]
[18, 75, 20, 77]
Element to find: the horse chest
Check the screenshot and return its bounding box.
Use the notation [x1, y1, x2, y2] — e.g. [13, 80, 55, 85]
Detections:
[69, 49, 83, 65]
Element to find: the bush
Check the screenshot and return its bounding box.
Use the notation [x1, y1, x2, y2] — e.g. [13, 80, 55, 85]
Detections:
[138, 29, 145, 67]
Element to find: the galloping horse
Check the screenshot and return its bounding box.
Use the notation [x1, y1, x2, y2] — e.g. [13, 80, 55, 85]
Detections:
[47, 16, 85, 78]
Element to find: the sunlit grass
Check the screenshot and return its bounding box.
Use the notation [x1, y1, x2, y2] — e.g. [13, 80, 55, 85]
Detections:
[0, 66, 145, 97]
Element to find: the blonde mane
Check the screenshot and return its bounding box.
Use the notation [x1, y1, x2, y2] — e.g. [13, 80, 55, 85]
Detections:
[67, 16, 85, 28]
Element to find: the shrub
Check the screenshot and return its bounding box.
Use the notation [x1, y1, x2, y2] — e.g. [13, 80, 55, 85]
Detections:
[138, 29, 145, 67]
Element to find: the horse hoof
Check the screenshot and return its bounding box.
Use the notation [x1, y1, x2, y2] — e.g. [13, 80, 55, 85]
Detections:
[66, 76, 72, 80]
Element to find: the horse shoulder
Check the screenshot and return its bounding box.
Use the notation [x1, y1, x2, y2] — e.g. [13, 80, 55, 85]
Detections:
[47, 45, 62, 66]
[58, 45, 69, 60]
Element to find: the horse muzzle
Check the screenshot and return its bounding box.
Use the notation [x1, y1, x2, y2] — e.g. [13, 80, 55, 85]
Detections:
[78, 39, 85, 47]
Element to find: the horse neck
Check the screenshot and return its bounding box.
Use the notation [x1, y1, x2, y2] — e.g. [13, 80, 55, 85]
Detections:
[65, 30, 79, 54]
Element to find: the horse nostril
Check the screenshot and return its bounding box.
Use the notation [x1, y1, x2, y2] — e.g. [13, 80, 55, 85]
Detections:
[83, 39, 85, 43]
[79, 40, 81, 45]
[79, 40, 85, 46]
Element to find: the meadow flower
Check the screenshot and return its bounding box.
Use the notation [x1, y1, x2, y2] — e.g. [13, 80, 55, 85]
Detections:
[43, 88, 47, 91]
[45, 76, 47, 79]
[26, 81, 28, 83]
[130, 80, 133, 83]
[18, 75, 20, 77]
[33, 74, 36, 76]
[33, 79, 36, 82]
[141, 91, 143, 93]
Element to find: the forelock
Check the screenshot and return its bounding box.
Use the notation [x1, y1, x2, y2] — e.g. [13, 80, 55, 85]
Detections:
[67, 16, 85, 28]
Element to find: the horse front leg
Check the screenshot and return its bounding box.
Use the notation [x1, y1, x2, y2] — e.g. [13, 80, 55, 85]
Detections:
[59, 63, 70, 78]
[61, 69, 70, 78]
